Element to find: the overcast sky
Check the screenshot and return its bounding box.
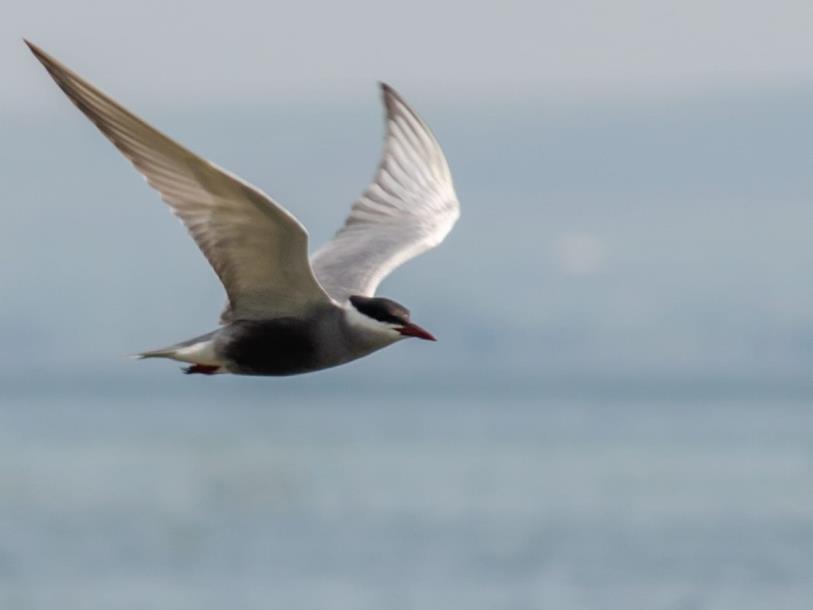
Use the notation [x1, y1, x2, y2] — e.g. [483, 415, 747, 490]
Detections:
[5, 0, 813, 114]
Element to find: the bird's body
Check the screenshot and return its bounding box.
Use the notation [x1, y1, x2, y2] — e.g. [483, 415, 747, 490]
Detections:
[27, 41, 459, 376]
[141, 305, 400, 376]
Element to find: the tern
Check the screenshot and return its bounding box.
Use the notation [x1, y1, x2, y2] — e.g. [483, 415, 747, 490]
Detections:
[27, 41, 460, 376]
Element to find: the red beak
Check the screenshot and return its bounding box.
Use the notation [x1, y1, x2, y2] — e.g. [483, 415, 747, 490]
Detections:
[398, 322, 437, 341]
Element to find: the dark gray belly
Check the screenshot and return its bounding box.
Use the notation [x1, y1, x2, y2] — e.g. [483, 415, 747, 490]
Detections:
[217, 318, 326, 376]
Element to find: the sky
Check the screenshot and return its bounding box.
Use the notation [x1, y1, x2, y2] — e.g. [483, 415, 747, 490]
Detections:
[4, 0, 813, 112]
[2, 0, 813, 397]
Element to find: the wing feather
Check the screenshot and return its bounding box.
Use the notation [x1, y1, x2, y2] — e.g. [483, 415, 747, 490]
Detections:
[311, 84, 459, 302]
[26, 41, 332, 322]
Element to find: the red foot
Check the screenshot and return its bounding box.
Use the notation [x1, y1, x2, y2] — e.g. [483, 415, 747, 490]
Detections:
[183, 364, 220, 375]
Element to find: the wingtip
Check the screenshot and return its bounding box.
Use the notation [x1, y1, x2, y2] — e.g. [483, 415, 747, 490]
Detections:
[23, 38, 51, 66]
[378, 81, 398, 99]
[378, 82, 402, 114]
[23, 38, 40, 55]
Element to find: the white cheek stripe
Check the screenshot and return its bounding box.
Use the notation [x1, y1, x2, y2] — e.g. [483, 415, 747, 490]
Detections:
[344, 305, 401, 337]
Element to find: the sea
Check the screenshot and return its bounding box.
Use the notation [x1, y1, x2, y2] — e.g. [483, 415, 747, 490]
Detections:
[1, 386, 811, 610]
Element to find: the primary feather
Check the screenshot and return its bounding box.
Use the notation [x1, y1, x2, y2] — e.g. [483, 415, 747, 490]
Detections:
[311, 84, 460, 302]
[25, 40, 333, 323]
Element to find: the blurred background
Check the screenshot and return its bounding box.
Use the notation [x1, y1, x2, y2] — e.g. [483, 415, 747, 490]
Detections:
[2, 1, 813, 608]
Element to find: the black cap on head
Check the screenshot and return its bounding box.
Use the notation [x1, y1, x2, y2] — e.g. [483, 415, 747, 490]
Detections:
[350, 296, 410, 325]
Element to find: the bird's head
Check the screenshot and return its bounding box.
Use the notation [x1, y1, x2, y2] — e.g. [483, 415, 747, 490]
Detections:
[349, 295, 436, 341]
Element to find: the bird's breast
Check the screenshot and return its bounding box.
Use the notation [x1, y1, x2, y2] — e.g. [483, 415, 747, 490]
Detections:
[217, 318, 326, 376]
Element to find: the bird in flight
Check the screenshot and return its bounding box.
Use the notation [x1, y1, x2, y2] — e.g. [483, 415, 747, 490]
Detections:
[27, 41, 460, 376]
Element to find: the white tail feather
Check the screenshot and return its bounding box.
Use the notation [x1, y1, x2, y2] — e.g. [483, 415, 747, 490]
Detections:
[135, 337, 221, 365]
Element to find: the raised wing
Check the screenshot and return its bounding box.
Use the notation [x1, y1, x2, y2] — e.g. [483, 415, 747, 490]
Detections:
[311, 84, 460, 302]
[26, 40, 333, 323]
